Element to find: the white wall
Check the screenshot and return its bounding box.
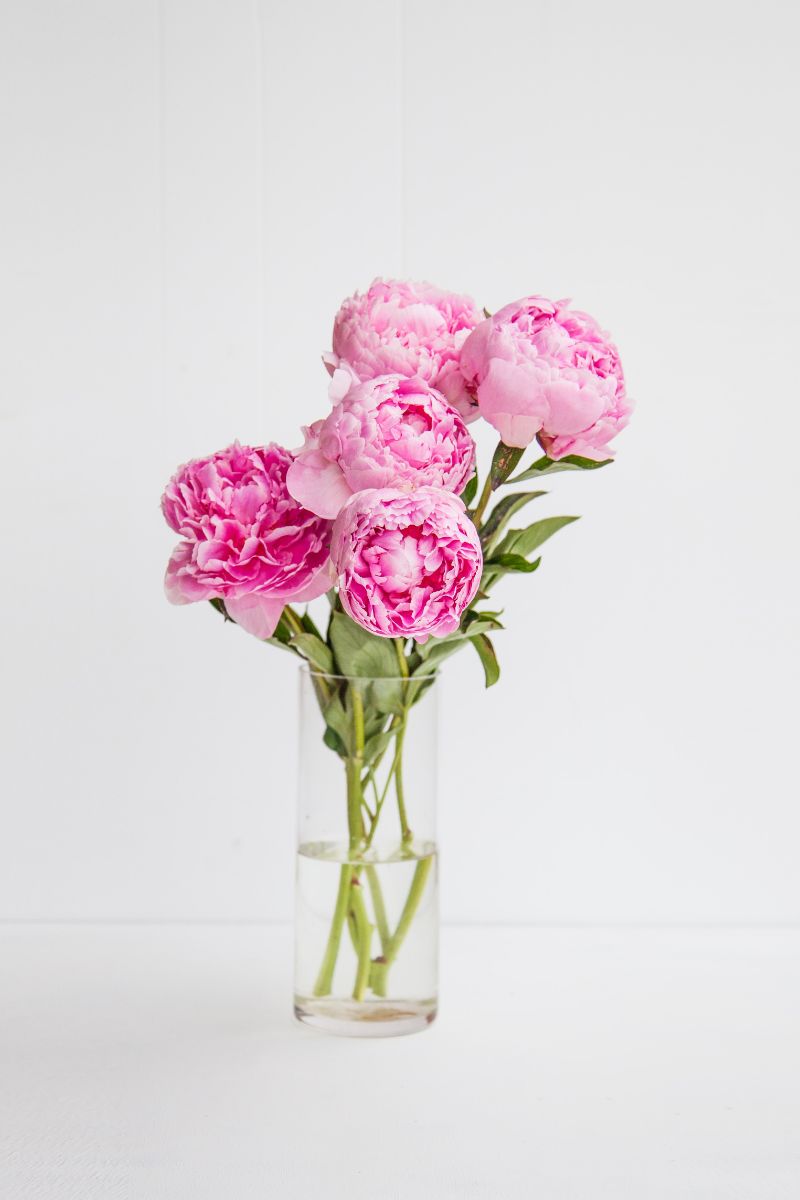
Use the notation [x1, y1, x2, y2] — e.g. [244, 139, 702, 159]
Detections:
[2, 0, 798, 923]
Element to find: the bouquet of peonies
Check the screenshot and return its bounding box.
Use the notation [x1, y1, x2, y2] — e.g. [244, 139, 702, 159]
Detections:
[161, 279, 632, 1028]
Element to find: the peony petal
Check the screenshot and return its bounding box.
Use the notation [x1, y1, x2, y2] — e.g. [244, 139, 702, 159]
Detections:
[286, 451, 354, 520]
[225, 593, 287, 639]
[476, 359, 549, 449]
[542, 377, 606, 435]
[289, 557, 336, 603]
[327, 365, 357, 404]
[165, 542, 204, 605]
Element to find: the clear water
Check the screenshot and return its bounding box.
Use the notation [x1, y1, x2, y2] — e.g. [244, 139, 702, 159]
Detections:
[294, 841, 438, 1036]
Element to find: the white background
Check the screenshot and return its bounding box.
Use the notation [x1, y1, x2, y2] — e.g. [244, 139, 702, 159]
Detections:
[2, 0, 799, 926]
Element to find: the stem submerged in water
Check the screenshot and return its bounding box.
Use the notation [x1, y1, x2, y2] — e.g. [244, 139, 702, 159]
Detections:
[370, 855, 433, 997]
[310, 674, 430, 1004]
[349, 875, 373, 1001]
[312, 863, 351, 997]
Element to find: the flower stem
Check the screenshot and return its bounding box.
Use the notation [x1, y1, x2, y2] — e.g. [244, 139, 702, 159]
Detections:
[349, 875, 374, 1001]
[471, 473, 494, 527]
[365, 864, 390, 955]
[394, 637, 409, 678]
[346, 684, 366, 852]
[282, 605, 305, 637]
[312, 680, 367, 997]
[312, 863, 351, 997]
[393, 720, 412, 846]
[370, 855, 434, 997]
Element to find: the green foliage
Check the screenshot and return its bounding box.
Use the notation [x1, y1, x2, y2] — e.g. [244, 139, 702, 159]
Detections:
[361, 726, 396, 764]
[322, 693, 351, 755]
[208, 597, 230, 620]
[462, 472, 479, 507]
[488, 553, 542, 574]
[411, 639, 465, 676]
[493, 515, 579, 559]
[507, 454, 611, 484]
[489, 441, 525, 490]
[479, 490, 547, 552]
[299, 609, 323, 638]
[328, 611, 399, 679]
[470, 634, 500, 687]
[287, 633, 334, 674]
[368, 677, 407, 717]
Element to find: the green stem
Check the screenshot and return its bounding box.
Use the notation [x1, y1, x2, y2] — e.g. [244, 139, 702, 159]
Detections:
[312, 864, 352, 997]
[394, 721, 412, 846]
[311, 680, 367, 997]
[471, 473, 494, 527]
[347, 904, 359, 954]
[363, 716, 401, 850]
[346, 683, 366, 852]
[282, 606, 305, 637]
[364, 864, 390, 955]
[394, 638, 409, 678]
[349, 874, 373, 1001]
[346, 759, 363, 852]
[391, 857, 433, 957]
[284, 605, 332, 704]
[371, 856, 434, 997]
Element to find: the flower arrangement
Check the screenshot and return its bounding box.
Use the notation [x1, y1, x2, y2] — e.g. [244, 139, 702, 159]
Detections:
[161, 277, 632, 1032]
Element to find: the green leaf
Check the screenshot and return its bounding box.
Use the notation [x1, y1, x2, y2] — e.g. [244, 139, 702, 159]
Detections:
[300, 609, 323, 638]
[470, 634, 500, 688]
[328, 611, 400, 678]
[270, 610, 294, 645]
[208, 597, 231, 621]
[323, 693, 351, 754]
[488, 553, 542, 574]
[479, 490, 547, 551]
[405, 673, 438, 707]
[446, 609, 505, 640]
[362, 726, 395, 766]
[412, 639, 467, 675]
[464, 608, 504, 623]
[461, 472, 479, 507]
[494, 515, 579, 559]
[507, 454, 612, 484]
[489, 441, 525, 490]
[368, 678, 407, 717]
[323, 725, 347, 757]
[288, 633, 334, 674]
[458, 617, 505, 637]
[266, 610, 303, 654]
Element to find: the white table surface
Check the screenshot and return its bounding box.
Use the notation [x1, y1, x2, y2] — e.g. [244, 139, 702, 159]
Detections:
[1, 924, 798, 1199]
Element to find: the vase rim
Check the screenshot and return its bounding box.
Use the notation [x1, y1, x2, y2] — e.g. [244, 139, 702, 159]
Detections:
[298, 664, 439, 683]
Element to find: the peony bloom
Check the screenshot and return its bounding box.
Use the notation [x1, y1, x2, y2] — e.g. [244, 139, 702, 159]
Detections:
[327, 278, 482, 422]
[161, 442, 332, 638]
[459, 296, 632, 456]
[286, 374, 476, 520]
[331, 487, 482, 641]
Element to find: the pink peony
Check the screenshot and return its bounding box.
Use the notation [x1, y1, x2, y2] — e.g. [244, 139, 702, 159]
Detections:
[327, 278, 482, 422]
[331, 487, 482, 642]
[286, 374, 476, 520]
[161, 442, 332, 638]
[459, 296, 632, 457]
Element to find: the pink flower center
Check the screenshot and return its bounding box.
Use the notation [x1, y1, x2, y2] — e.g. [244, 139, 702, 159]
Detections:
[361, 526, 443, 595]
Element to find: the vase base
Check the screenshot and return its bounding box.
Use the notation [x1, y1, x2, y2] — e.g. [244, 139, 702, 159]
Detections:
[294, 995, 437, 1038]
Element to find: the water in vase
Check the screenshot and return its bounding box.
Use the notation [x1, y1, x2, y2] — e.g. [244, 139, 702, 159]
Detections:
[294, 840, 438, 1037]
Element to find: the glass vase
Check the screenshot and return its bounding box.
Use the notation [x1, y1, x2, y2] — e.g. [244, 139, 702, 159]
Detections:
[293, 667, 438, 1037]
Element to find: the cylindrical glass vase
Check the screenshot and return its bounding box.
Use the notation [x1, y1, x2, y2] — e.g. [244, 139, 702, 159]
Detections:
[293, 667, 438, 1037]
